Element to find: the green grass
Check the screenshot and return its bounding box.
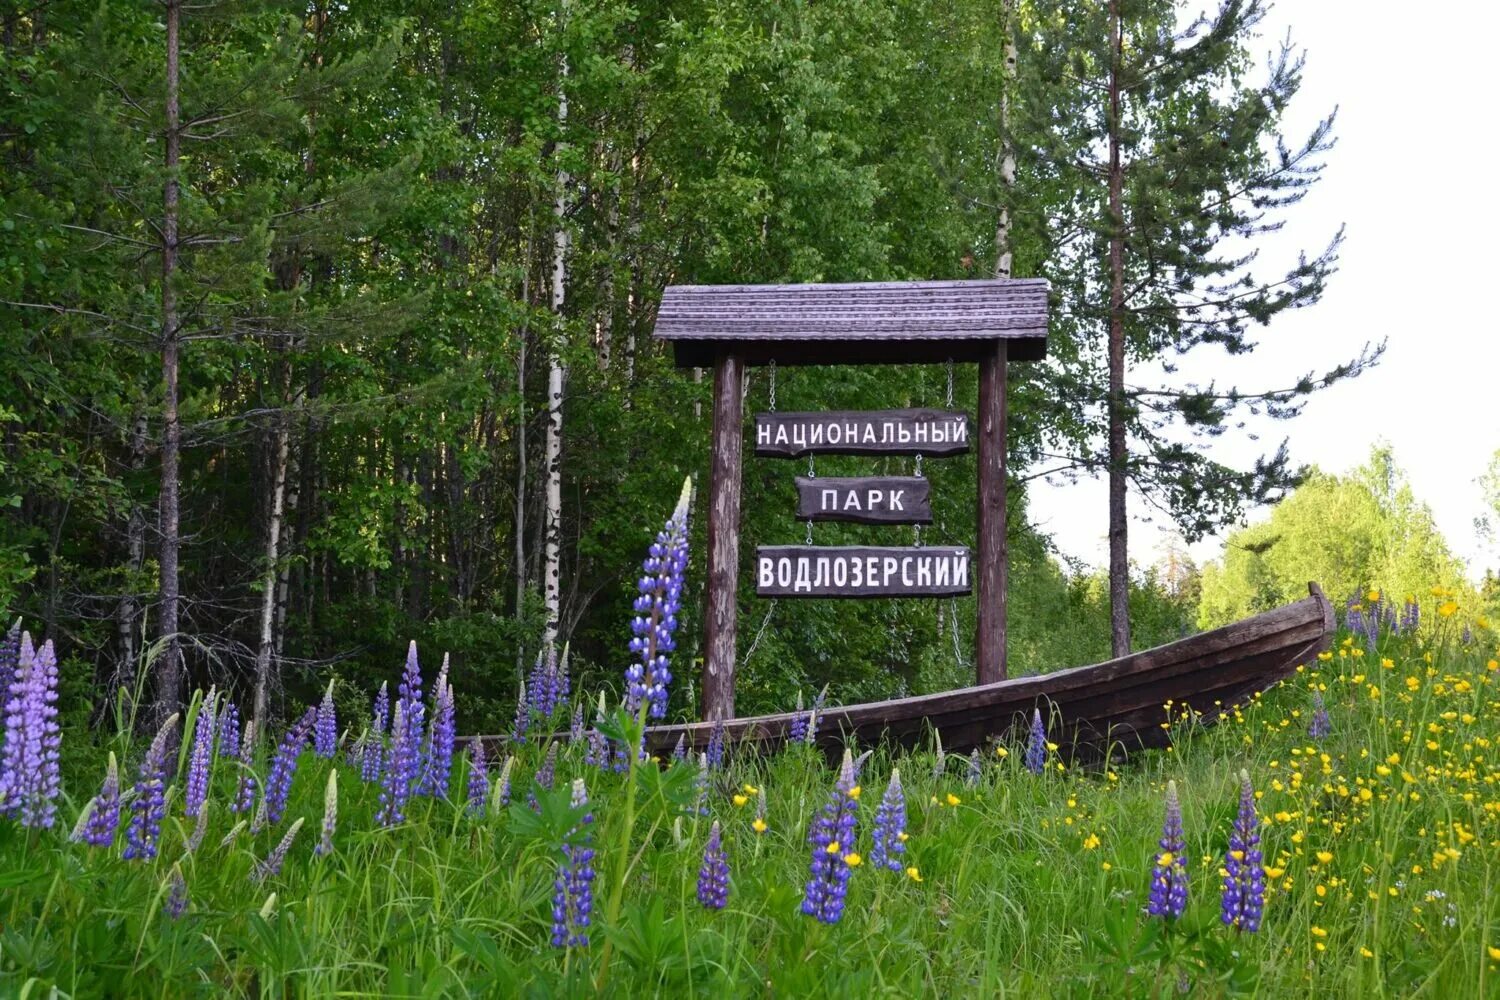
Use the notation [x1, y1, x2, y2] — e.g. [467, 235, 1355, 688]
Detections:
[2, 616, 1498, 997]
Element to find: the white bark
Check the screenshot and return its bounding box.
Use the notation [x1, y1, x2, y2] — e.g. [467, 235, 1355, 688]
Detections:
[542, 52, 570, 650]
[253, 417, 290, 731]
[993, 0, 1017, 279]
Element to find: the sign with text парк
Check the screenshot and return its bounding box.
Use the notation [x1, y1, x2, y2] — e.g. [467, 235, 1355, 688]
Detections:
[754, 408, 968, 458]
[756, 545, 971, 598]
[794, 475, 931, 525]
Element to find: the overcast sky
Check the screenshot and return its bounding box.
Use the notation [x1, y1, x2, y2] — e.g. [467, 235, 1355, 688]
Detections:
[1028, 0, 1500, 581]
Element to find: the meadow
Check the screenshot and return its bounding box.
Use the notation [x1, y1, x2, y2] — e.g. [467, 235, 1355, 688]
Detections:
[1, 587, 1497, 999]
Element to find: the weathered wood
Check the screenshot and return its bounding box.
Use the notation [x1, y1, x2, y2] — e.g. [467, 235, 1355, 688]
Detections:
[795, 476, 931, 524]
[653, 279, 1051, 368]
[756, 545, 971, 598]
[642, 583, 1334, 757]
[703, 351, 744, 722]
[976, 340, 1008, 684]
[755, 409, 968, 458]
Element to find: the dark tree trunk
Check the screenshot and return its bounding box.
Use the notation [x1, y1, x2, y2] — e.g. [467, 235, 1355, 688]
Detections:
[154, 0, 185, 723]
[1106, 0, 1131, 658]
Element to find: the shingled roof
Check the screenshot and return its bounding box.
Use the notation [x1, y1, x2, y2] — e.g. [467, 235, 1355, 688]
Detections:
[652, 278, 1049, 367]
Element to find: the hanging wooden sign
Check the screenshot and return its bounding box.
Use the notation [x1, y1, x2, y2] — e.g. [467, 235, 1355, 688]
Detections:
[754, 408, 968, 458]
[795, 476, 931, 525]
[756, 545, 971, 598]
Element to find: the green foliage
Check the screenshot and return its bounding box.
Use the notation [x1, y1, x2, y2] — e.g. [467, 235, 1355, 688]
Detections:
[1199, 445, 1474, 627]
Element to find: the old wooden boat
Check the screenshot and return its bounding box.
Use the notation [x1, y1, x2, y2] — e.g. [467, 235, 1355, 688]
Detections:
[645, 583, 1333, 758]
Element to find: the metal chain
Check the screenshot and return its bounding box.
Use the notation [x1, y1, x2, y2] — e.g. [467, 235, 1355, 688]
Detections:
[768, 359, 777, 412]
[914, 451, 923, 478]
[806, 518, 813, 545]
[913, 522, 923, 548]
[945, 358, 955, 409]
[950, 597, 965, 667]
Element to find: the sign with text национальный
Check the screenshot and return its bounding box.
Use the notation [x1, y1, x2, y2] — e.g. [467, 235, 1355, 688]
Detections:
[754, 409, 968, 458]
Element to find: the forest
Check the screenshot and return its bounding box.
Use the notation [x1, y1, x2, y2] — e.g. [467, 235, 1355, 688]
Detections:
[0, 0, 1397, 734]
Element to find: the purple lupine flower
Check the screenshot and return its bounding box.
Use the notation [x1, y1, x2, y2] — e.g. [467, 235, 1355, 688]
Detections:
[510, 678, 529, 745]
[0, 620, 19, 734]
[314, 681, 337, 759]
[527, 648, 559, 721]
[569, 703, 585, 744]
[1462, 623, 1473, 645]
[466, 741, 488, 818]
[584, 726, 605, 769]
[1401, 598, 1420, 634]
[1345, 599, 1365, 638]
[1024, 708, 1047, 775]
[1308, 691, 1331, 740]
[966, 749, 981, 787]
[76, 752, 122, 848]
[315, 770, 338, 856]
[802, 749, 859, 924]
[555, 643, 571, 715]
[372, 681, 390, 735]
[1147, 780, 1188, 920]
[705, 717, 726, 770]
[184, 694, 217, 819]
[163, 866, 188, 919]
[787, 690, 808, 744]
[1220, 770, 1266, 932]
[217, 701, 241, 760]
[550, 778, 596, 948]
[252, 816, 305, 883]
[671, 733, 686, 763]
[124, 713, 179, 861]
[231, 720, 258, 815]
[624, 478, 691, 720]
[870, 769, 907, 872]
[359, 727, 384, 784]
[377, 702, 415, 827]
[419, 678, 455, 798]
[398, 641, 426, 778]
[697, 820, 730, 910]
[1, 634, 62, 828]
[264, 707, 316, 826]
[529, 742, 559, 811]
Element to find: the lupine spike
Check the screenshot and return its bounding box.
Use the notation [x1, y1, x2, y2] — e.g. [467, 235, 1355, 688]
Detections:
[124, 713, 179, 861]
[78, 751, 122, 848]
[624, 477, 691, 720]
[932, 728, 946, 778]
[569, 704, 585, 745]
[316, 769, 338, 856]
[1024, 708, 1047, 775]
[252, 817, 305, 883]
[466, 741, 489, 818]
[377, 702, 414, 827]
[870, 769, 907, 872]
[399, 642, 426, 779]
[1220, 770, 1266, 932]
[186, 801, 210, 853]
[529, 742, 559, 811]
[0, 621, 20, 802]
[671, 733, 686, 762]
[1148, 780, 1188, 919]
[787, 690, 808, 744]
[805, 686, 827, 744]
[231, 719, 258, 815]
[163, 864, 188, 919]
[966, 749, 981, 787]
[491, 755, 515, 813]
[511, 677, 529, 745]
[693, 752, 710, 816]
[1308, 691, 1331, 740]
[697, 820, 730, 910]
[217, 701, 242, 761]
[184, 691, 218, 818]
[753, 785, 769, 834]
[264, 707, 316, 825]
[550, 778, 596, 948]
[219, 819, 248, 850]
[1, 634, 62, 827]
[705, 717, 727, 770]
[802, 749, 860, 924]
[314, 680, 337, 758]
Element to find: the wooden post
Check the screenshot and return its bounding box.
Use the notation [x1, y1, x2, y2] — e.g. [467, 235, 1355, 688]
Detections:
[976, 340, 1008, 684]
[703, 350, 744, 720]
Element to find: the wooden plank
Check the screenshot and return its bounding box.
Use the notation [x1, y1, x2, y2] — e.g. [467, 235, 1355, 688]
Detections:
[670, 338, 1047, 369]
[976, 340, 1008, 684]
[755, 545, 971, 598]
[641, 584, 1333, 756]
[702, 351, 743, 722]
[754, 409, 968, 458]
[795, 476, 931, 524]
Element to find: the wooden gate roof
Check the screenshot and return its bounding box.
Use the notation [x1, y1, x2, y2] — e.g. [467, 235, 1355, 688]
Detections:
[652, 278, 1049, 367]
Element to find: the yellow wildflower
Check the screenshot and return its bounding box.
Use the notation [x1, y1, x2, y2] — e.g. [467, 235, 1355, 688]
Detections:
[945, 793, 961, 806]
[906, 866, 922, 882]
[752, 817, 768, 834]
[732, 794, 749, 807]
[843, 852, 862, 867]
[1316, 851, 1333, 865]
[848, 785, 861, 800]
[1082, 833, 1100, 850]
[825, 841, 841, 855]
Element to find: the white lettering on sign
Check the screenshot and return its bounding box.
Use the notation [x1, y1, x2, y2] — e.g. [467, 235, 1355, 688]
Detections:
[754, 547, 971, 597]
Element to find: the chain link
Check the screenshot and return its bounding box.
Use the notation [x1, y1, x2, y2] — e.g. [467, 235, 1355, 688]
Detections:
[807, 453, 815, 478]
[950, 598, 965, 668]
[913, 522, 923, 548]
[806, 518, 814, 545]
[945, 358, 955, 409]
[768, 358, 777, 412]
[914, 451, 924, 478]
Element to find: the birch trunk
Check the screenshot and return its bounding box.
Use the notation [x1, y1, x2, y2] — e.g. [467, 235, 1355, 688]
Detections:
[993, 0, 1017, 280]
[542, 52, 570, 649]
[154, 0, 184, 724]
[515, 234, 530, 672]
[1106, 0, 1131, 658]
[253, 416, 290, 732]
